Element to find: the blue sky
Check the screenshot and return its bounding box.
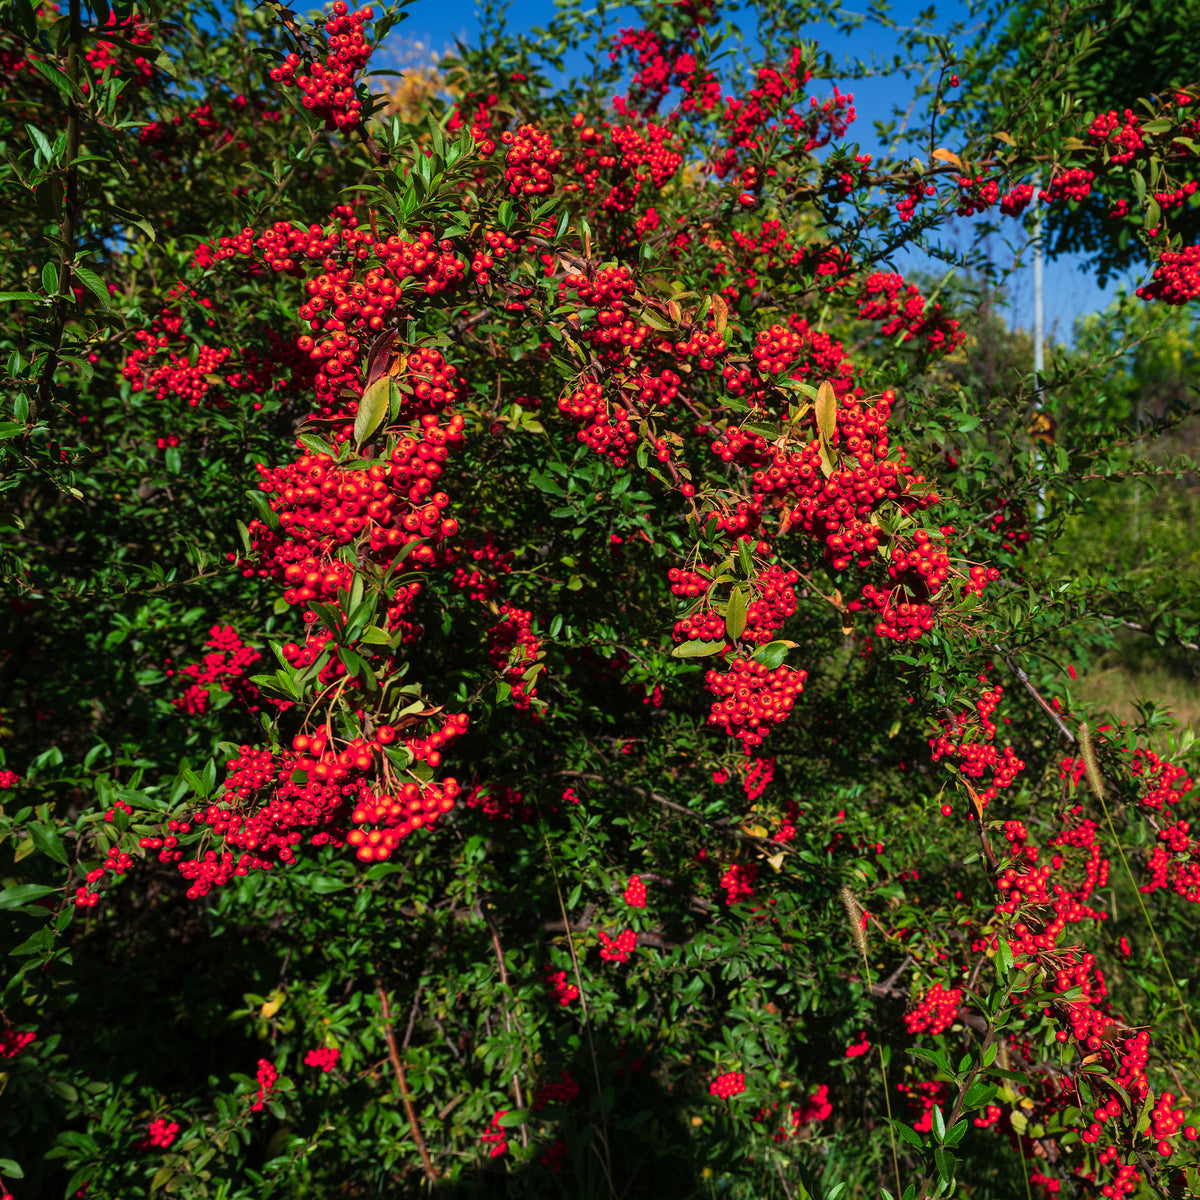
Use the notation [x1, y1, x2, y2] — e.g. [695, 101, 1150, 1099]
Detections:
[391, 0, 1132, 343]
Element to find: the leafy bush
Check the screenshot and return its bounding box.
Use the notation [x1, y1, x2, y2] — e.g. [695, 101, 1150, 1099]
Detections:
[2, 1, 1200, 1198]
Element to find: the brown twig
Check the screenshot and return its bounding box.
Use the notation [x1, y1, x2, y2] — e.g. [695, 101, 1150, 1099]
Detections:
[997, 646, 1077, 745]
[376, 981, 438, 1181]
[480, 903, 529, 1146]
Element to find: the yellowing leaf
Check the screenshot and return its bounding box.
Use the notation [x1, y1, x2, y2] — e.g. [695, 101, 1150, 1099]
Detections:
[711, 293, 729, 337]
[815, 380, 837, 445]
[261, 989, 286, 1019]
[932, 148, 962, 168]
[354, 376, 391, 448]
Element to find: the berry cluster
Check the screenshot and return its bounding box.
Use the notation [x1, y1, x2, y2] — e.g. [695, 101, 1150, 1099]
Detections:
[533, 1070, 580, 1111]
[135, 1119, 179, 1151]
[1040, 168, 1094, 205]
[598, 929, 637, 962]
[719, 862, 758, 905]
[75, 846, 133, 908]
[268, 2, 374, 130]
[954, 175, 999, 217]
[904, 983, 962, 1035]
[623, 874, 647, 907]
[166, 624, 287, 717]
[0, 1029, 35, 1058]
[709, 1071, 747, 1099]
[250, 1059, 278, 1112]
[487, 604, 542, 711]
[502, 125, 563, 196]
[705, 659, 806, 750]
[544, 967, 579, 1006]
[558, 380, 637, 465]
[304, 1047, 341, 1072]
[480, 1111, 508, 1158]
[929, 685, 1025, 804]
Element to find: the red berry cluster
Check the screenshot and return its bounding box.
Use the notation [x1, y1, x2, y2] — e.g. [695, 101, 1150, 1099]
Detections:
[1137, 244, 1200, 304]
[463, 784, 539, 823]
[481, 1111, 508, 1158]
[904, 983, 962, 1035]
[123, 333, 230, 408]
[898, 1080, 950, 1134]
[954, 175, 999, 217]
[1128, 746, 1193, 811]
[742, 755, 774, 801]
[250, 1059, 278, 1112]
[167, 624, 288, 717]
[0, 1029, 35, 1058]
[719, 861, 758, 905]
[754, 391, 935, 573]
[304, 1047, 340, 1072]
[598, 929, 637, 962]
[705, 659, 806, 750]
[1040, 167, 1094, 204]
[450, 535, 512, 601]
[533, 1070, 580, 1111]
[623, 874, 647, 907]
[929, 684, 1024, 804]
[502, 125, 563, 197]
[75, 846, 133, 908]
[268, 2, 374, 130]
[135, 1118, 179, 1151]
[1086, 108, 1146, 164]
[895, 179, 936, 222]
[999, 183, 1035, 216]
[544, 967, 579, 1007]
[487, 604, 542, 711]
[709, 1070, 747, 1099]
[1142, 817, 1200, 902]
[1148, 1092, 1189, 1156]
[558, 379, 637, 464]
[856, 272, 963, 351]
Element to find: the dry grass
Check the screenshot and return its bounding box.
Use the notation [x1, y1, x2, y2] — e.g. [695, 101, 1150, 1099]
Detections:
[1072, 655, 1200, 743]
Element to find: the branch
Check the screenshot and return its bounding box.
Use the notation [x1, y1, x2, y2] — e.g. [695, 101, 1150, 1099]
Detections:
[376, 982, 438, 1181]
[996, 646, 1077, 745]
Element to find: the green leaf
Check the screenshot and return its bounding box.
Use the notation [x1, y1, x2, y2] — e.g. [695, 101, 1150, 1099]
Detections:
[742, 421, 778, 440]
[671, 639, 726, 658]
[72, 266, 110, 309]
[751, 640, 794, 669]
[942, 1118, 968, 1147]
[931, 1103, 946, 1142]
[996, 936, 1014, 976]
[0, 291, 43, 304]
[25, 122, 54, 161]
[933, 1146, 956, 1184]
[963, 1079, 995, 1108]
[9, 925, 54, 957]
[0, 883, 58, 909]
[893, 1121, 924, 1150]
[0, 1158, 24, 1180]
[725, 586, 747, 641]
[29, 822, 69, 865]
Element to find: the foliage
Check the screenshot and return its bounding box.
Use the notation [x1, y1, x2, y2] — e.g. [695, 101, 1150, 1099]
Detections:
[1, 1, 1200, 1199]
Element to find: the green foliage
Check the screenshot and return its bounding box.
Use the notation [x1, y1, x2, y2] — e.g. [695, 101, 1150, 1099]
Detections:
[1, 1, 1199, 1199]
